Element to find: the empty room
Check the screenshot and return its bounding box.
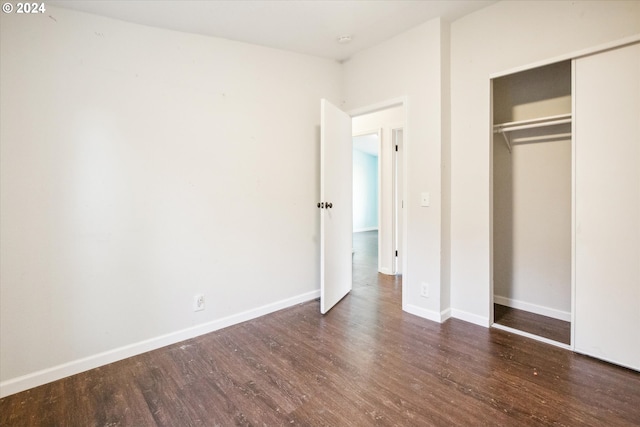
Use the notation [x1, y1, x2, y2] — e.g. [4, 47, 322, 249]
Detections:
[1, 1, 639, 425]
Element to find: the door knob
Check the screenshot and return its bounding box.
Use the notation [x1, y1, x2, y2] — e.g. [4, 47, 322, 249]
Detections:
[326, 202, 333, 208]
[317, 202, 324, 208]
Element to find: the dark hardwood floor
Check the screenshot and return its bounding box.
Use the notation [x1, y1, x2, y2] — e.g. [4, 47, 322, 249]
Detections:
[2, 230, 639, 426]
[494, 304, 571, 345]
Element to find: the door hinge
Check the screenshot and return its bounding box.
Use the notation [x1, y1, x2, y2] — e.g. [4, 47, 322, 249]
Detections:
[395, 250, 398, 257]
[395, 145, 398, 152]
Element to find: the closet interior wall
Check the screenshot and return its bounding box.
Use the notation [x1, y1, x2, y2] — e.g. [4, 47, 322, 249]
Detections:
[492, 61, 572, 323]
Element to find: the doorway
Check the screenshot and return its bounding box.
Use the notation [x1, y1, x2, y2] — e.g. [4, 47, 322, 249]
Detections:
[352, 130, 381, 276]
[318, 97, 406, 314]
[351, 105, 404, 279]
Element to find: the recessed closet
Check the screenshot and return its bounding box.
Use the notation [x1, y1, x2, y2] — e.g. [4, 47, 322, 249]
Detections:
[491, 39, 640, 371]
[492, 61, 572, 346]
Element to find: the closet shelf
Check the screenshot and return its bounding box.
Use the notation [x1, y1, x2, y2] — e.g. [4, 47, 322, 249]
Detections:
[493, 113, 572, 153]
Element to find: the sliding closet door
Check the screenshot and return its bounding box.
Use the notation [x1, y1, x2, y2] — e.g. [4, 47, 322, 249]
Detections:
[574, 42, 640, 371]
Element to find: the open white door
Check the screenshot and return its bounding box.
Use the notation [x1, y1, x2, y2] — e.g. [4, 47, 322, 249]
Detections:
[319, 99, 352, 314]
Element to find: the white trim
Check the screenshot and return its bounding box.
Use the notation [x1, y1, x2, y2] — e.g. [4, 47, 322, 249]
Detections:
[400, 100, 408, 311]
[0, 290, 320, 398]
[492, 323, 571, 350]
[404, 303, 445, 323]
[573, 348, 640, 373]
[390, 123, 404, 275]
[493, 295, 571, 322]
[489, 78, 495, 328]
[402, 305, 451, 324]
[353, 227, 378, 233]
[451, 308, 490, 328]
[379, 267, 393, 275]
[490, 35, 640, 78]
[570, 58, 577, 351]
[377, 127, 383, 273]
[490, 79, 495, 327]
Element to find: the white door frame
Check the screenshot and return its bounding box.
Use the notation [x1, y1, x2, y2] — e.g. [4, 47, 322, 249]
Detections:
[391, 126, 404, 275]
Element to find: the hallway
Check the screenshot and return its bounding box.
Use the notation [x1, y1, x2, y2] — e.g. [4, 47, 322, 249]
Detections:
[352, 229, 400, 283]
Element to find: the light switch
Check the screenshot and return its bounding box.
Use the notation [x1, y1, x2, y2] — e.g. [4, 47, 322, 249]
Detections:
[421, 192, 430, 207]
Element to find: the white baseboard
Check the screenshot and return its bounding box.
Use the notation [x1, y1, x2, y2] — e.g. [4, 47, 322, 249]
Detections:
[493, 295, 571, 322]
[403, 304, 450, 323]
[353, 227, 378, 233]
[451, 309, 490, 327]
[0, 289, 320, 398]
[573, 347, 639, 373]
[378, 267, 393, 275]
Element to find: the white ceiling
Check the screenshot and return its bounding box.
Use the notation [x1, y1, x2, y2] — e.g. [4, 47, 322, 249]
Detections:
[49, 1, 495, 62]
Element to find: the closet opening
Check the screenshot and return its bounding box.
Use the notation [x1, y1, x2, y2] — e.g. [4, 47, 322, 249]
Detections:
[491, 60, 572, 347]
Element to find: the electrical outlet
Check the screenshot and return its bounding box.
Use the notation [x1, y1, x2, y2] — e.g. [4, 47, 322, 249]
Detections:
[420, 283, 429, 298]
[194, 294, 205, 312]
[421, 192, 430, 207]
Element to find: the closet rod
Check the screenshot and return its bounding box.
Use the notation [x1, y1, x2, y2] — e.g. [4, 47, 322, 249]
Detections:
[493, 114, 572, 153]
[511, 132, 572, 144]
[495, 118, 571, 133]
[493, 113, 572, 134]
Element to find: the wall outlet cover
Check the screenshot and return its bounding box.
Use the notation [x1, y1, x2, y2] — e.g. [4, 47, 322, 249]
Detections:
[194, 294, 205, 312]
[421, 283, 429, 298]
[421, 192, 430, 207]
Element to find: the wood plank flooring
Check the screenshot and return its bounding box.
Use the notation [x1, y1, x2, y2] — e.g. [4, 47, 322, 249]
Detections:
[2, 231, 639, 426]
[494, 304, 571, 345]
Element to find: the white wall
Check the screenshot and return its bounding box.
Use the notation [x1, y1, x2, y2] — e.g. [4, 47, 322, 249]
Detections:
[344, 18, 449, 321]
[352, 106, 404, 275]
[0, 6, 341, 395]
[450, 0, 640, 326]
